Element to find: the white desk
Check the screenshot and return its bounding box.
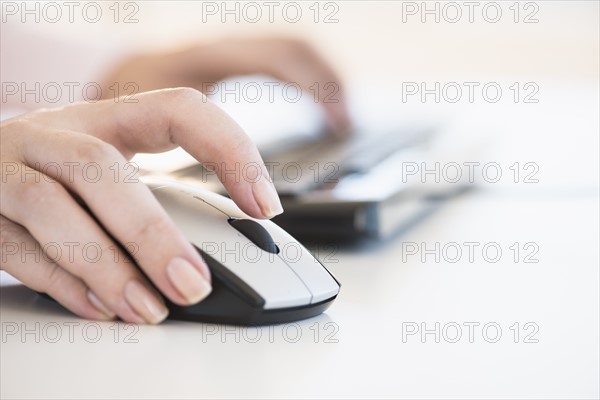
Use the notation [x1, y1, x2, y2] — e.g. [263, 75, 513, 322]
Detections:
[1, 83, 598, 399]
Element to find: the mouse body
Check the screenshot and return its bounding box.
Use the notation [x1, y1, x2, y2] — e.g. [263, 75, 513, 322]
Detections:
[144, 177, 340, 325]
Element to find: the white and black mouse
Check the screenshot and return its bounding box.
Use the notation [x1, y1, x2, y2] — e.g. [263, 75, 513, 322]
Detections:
[144, 177, 340, 325]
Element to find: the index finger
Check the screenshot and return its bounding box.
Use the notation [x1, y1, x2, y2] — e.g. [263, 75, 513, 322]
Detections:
[27, 87, 284, 220]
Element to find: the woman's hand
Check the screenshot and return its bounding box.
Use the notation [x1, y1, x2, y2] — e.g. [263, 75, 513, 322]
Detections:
[100, 37, 351, 134]
[0, 88, 283, 324]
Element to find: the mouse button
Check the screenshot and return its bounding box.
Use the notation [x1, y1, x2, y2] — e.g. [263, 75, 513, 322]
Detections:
[195, 247, 265, 308]
[228, 219, 279, 254]
[266, 225, 340, 304]
[184, 188, 247, 219]
[284, 249, 340, 304]
[213, 253, 312, 309]
[153, 186, 225, 217]
[151, 187, 226, 240]
[148, 178, 249, 219]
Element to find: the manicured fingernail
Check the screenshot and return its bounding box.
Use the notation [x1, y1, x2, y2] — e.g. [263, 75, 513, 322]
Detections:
[252, 177, 284, 218]
[167, 257, 212, 304]
[124, 280, 169, 324]
[86, 290, 116, 319]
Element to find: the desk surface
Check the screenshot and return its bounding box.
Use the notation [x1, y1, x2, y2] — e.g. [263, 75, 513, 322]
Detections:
[1, 84, 599, 399]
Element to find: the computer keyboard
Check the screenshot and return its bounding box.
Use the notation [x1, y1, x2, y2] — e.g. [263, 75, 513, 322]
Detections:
[171, 125, 435, 196]
[264, 126, 435, 195]
[165, 123, 468, 240]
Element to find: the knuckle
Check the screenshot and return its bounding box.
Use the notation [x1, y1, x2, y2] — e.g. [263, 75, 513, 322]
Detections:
[1, 120, 36, 156]
[41, 263, 67, 294]
[158, 87, 209, 144]
[163, 87, 207, 104]
[132, 215, 173, 247]
[280, 38, 312, 56]
[1, 118, 36, 134]
[231, 131, 254, 150]
[17, 179, 63, 212]
[0, 217, 22, 250]
[74, 138, 121, 165]
[288, 37, 309, 50]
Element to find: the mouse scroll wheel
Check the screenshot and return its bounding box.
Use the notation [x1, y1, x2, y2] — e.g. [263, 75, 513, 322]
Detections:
[228, 218, 280, 254]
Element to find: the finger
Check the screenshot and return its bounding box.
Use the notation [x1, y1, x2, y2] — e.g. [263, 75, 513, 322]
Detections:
[267, 39, 352, 133]
[320, 91, 352, 136]
[0, 163, 169, 324]
[0, 214, 115, 321]
[22, 88, 284, 220]
[9, 123, 213, 308]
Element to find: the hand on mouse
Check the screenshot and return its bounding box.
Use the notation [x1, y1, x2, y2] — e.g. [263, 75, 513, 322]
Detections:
[0, 87, 283, 324]
[100, 37, 352, 134]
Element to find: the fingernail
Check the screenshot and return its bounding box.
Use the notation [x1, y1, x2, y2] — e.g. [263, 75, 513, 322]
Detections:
[167, 257, 212, 304]
[252, 177, 284, 218]
[86, 290, 116, 319]
[124, 280, 169, 324]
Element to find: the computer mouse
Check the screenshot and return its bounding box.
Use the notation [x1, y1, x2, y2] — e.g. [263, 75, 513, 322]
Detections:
[143, 177, 340, 325]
